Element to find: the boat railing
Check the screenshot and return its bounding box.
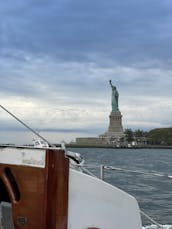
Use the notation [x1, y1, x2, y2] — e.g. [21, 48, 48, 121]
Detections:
[76, 163, 172, 181]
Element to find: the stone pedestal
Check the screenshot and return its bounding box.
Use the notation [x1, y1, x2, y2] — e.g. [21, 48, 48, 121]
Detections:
[108, 111, 123, 134]
[100, 111, 124, 139]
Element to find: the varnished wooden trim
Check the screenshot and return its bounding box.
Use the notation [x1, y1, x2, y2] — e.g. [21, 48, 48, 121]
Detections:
[45, 149, 69, 229]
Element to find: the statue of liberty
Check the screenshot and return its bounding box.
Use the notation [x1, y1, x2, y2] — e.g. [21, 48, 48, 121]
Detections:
[109, 80, 119, 112]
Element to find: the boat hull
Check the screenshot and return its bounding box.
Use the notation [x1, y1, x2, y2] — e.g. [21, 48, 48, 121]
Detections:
[0, 146, 142, 229]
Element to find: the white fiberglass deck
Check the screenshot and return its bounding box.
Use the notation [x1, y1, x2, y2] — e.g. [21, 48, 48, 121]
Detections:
[68, 169, 142, 229]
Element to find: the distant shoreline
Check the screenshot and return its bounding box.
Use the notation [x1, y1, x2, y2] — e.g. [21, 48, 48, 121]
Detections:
[65, 144, 172, 149]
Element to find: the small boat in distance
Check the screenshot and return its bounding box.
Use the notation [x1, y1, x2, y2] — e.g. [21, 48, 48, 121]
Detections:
[33, 138, 49, 148]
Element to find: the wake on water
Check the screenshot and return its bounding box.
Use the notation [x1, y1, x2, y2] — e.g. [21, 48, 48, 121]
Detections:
[142, 225, 172, 229]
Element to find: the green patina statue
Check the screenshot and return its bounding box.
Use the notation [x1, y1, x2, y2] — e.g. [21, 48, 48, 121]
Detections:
[109, 80, 119, 112]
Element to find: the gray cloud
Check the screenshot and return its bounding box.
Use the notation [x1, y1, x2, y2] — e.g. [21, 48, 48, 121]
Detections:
[0, 0, 172, 141]
[1, 0, 172, 64]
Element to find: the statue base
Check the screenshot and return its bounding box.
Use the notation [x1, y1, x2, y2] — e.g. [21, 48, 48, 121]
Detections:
[100, 111, 124, 140]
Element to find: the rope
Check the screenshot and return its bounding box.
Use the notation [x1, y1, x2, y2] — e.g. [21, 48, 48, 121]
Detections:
[0, 104, 53, 147]
[104, 165, 172, 179]
[77, 164, 98, 177]
[83, 164, 172, 179]
[140, 210, 164, 229]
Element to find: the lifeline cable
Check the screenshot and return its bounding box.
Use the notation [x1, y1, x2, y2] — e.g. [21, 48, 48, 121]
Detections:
[0, 104, 53, 147]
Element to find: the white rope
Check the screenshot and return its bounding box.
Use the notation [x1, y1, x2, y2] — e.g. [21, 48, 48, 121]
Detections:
[80, 164, 100, 168]
[81, 167, 97, 177]
[104, 165, 172, 179]
[76, 164, 97, 177]
[140, 210, 164, 229]
[83, 164, 172, 179]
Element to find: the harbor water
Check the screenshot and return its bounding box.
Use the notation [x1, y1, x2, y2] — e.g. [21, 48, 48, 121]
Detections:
[68, 147, 172, 228]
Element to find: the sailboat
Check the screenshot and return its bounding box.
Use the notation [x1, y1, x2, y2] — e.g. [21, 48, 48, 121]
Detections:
[0, 144, 142, 229]
[0, 104, 142, 228]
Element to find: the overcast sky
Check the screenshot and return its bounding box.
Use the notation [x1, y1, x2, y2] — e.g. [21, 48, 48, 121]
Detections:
[0, 0, 172, 143]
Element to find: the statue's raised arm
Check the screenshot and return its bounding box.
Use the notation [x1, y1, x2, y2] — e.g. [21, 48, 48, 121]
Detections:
[109, 80, 113, 88]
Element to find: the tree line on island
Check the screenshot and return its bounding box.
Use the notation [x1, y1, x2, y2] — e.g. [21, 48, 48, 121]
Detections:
[124, 127, 172, 146]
